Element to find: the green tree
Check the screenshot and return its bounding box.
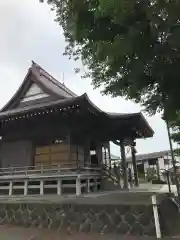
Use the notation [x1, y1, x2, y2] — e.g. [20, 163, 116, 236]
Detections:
[170, 113, 180, 150]
[41, 0, 180, 117]
[146, 167, 156, 182]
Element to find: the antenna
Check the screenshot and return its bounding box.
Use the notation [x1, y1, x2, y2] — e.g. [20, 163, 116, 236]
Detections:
[62, 72, 65, 85]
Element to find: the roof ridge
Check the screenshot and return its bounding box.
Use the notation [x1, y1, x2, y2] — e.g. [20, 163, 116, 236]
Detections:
[31, 61, 77, 97]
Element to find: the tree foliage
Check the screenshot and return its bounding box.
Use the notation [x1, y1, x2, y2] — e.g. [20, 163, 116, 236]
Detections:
[170, 112, 180, 144]
[41, 0, 180, 118]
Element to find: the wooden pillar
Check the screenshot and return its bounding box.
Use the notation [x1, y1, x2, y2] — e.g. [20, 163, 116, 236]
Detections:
[24, 180, 28, 196]
[86, 178, 90, 193]
[99, 144, 103, 165]
[156, 159, 160, 181]
[96, 142, 102, 166]
[104, 147, 107, 166]
[120, 140, 128, 189]
[68, 132, 72, 163]
[57, 179, 62, 196]
[84, 139, 90, 166]
[88, 139, 91, 165]
[108, 142, 111, 168]
[94, 178, 98, 191]
[131, 145, 139, 187]
[76, 176, 81, 196]
[9, 181, 13, 196]
[76, 146, 79, 168]
[40, 180, 44, 195]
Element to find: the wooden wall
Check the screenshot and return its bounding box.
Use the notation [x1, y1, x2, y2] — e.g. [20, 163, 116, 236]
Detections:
[0, 140, 33, 168]
[34, 143, 84, 168]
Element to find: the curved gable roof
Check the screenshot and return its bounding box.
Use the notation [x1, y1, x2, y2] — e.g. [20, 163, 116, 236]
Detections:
[0, 63, 154, 139]
[1, 61, 77, 112]
[0, 91, 154, 139]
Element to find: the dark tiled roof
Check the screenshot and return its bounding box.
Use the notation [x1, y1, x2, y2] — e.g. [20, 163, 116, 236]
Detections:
[0, 95, 84, 118]
[1, 61, 77, 112]
[0, 62, 154, 139]
[31, 62, 77, 98]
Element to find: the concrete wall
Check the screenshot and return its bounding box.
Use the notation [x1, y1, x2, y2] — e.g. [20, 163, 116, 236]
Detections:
[158, 197, 180, 236]
[0, 140, 33, 168]
[0, 203, 156, 236]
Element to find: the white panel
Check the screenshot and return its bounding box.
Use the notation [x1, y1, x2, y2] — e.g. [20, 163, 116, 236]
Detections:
[25, 83, 44, 96]
[21, 83, 49, 102]
[21, 93, 49, 102]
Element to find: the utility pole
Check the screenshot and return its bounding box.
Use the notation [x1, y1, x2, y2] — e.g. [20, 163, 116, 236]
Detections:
[166, 120, 180, 198]
[162, 96, 180, 198]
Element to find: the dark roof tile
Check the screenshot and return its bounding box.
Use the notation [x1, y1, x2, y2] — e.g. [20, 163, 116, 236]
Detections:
[1, 61, 77, 112]
[0, 62, 154, 139]
[31, 62, 77, 98]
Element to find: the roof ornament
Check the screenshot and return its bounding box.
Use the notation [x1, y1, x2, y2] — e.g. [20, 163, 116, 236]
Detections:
[31, 60, 41, 79]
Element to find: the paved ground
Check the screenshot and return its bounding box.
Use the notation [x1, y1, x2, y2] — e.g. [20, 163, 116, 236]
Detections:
[0, 226, 104, 240]
[0, 191, 164, 205]
[0, 226, 102, 240]
[0, 225, 179, 239]
[135, 183, 177, 194]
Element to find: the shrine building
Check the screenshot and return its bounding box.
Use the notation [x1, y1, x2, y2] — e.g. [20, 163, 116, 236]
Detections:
[0, 62, 154, 196]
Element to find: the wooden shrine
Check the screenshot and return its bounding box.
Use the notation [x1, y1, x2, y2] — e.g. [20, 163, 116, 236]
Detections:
[0, 62, 154, 196]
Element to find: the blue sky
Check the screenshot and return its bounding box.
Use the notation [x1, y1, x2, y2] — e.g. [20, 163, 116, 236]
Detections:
[0, 0, 173, 156]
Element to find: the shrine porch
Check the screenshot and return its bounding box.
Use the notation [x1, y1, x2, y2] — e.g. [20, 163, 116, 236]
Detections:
[0, 165, 101, 197]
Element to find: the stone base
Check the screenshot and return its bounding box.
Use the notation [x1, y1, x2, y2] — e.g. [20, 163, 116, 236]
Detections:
[0, 202, 156, 236]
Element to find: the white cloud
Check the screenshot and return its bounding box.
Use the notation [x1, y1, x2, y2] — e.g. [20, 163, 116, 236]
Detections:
[0, 0, 171, 157]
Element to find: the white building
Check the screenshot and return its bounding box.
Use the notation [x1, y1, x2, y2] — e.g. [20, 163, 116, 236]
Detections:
[126, 150, 180, 180]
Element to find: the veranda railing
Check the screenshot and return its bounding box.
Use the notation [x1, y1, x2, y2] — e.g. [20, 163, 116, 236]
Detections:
[0, 164, 102, 197]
